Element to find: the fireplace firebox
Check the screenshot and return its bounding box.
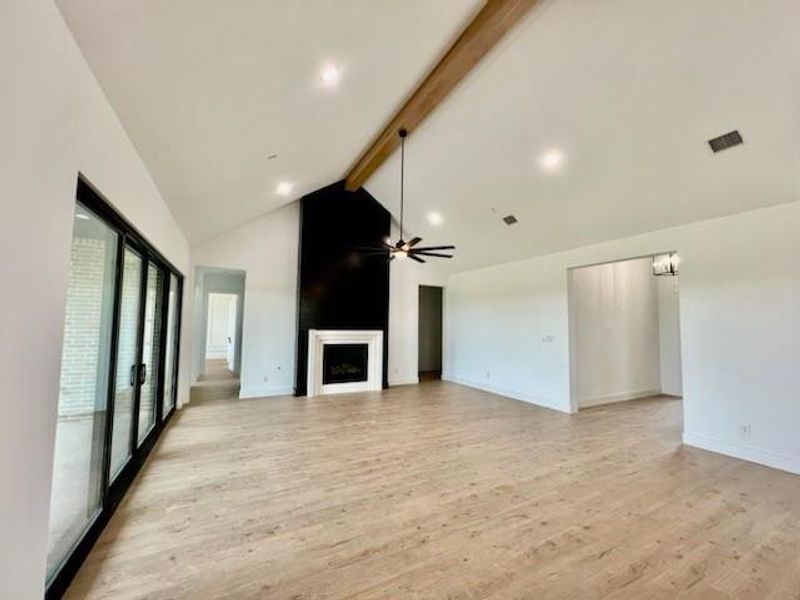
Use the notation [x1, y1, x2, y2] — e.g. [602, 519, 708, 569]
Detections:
[322, 343, 369, 385]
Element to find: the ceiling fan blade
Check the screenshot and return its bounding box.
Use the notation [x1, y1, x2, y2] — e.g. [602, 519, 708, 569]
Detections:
[407, 237, 423, 248]
[412, 251, 453, 258]
[412, 245, 455, 252]
[409, 254, 426, 263]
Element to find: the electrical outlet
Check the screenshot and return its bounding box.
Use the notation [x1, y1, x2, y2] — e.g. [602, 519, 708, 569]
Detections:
[541, 334, 555, 344]
[739, 423, 752, 436]
[486, 371, 490, 380]
[263, 375, 269, 382]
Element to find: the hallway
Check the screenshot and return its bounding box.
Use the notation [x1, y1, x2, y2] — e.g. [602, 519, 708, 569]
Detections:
[190, 359, 241, 404]
[65, 383, 800, 599]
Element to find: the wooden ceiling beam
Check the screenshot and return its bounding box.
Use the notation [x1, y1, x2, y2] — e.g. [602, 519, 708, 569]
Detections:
[344, 0, 538, 192]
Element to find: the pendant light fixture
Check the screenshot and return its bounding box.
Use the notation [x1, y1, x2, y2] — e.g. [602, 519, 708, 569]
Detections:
[652, 252, 680, 276]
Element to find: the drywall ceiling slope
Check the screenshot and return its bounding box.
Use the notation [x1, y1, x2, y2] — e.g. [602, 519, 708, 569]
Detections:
[366, 0, 800, 273]
[55, 0, 483, 242]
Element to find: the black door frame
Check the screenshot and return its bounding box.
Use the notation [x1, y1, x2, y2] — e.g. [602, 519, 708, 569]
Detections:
[46, 175, 184, 599]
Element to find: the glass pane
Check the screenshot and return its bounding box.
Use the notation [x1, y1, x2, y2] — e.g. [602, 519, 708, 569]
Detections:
[109, 247, 143, 480]
[162, 274, 179, 418]
[47, 203, 118, 579]
[138, 263, 164, 444]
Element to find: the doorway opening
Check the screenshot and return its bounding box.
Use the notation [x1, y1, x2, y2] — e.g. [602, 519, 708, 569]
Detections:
[418, 285, 443, 382]
[191, 267, 245, 402]
[205, 292, 238, 376]
[567, 254, 683, 412]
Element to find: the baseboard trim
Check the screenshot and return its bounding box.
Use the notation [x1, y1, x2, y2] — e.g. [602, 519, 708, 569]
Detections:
[683, 432, 800, 476]
[239, 385, 294, 399]
[389, 376, 419, 387]
[579, 388, 662, 408]
[442, 374, 570, 414]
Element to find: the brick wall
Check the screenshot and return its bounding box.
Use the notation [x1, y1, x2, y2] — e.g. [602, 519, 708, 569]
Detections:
[57, 237, 114, 417]
[57, 240, 171, 419]
[115, 252, 143, 392]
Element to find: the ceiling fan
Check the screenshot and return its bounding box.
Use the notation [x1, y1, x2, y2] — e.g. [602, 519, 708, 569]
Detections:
[382, 128, 455, 263]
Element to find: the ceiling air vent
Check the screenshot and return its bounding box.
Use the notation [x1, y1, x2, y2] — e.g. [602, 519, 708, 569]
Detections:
[708, 130, 743, 153]
[503, 215, 518, 225]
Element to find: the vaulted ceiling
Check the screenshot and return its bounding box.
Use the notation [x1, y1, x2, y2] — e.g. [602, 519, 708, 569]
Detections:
[55, 0, 483, 242]
[58, 0, 800, 272]
[365, 0, 800, 271]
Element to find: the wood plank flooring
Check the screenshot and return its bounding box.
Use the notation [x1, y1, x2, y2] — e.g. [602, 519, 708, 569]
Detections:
[65, 382, 800, 599]
[190, 359, 240, 403]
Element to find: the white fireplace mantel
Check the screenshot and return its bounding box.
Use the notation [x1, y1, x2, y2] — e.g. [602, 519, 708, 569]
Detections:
[306, 329, 383, 397]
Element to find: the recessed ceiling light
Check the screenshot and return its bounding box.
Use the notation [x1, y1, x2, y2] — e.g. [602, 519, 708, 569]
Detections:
[427, 212, 443, 226]
[539, 148, 564, 173]
[320, 64, 341, 87]
[275, 181, 294, 196]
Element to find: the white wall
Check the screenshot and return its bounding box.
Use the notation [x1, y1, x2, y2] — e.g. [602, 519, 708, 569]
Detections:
[388, 220, 449, 385]
[0, 1, 191, 596]
[657, 275, 683, 396]
[445, 257, 568, 412]
[570, 258, 661, 408]
[445, 201, 800, 475]
[192, 203, 299, 398]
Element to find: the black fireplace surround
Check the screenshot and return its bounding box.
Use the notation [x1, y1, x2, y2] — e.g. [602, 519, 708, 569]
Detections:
[294, 180, 391, 395]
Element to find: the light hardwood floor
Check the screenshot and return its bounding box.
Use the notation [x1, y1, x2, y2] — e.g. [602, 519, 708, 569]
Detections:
[66, 382, 800, 599]
[190, 359, 240, 403]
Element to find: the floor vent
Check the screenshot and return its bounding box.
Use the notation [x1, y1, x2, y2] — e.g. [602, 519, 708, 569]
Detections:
[708, 130, 743, 153]
[502, 215, 518, 225]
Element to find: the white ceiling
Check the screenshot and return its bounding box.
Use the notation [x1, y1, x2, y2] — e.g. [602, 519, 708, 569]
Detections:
[58, 1, 800, 272]
[55, 0, 483, 242]
[366, 0, 800, 272]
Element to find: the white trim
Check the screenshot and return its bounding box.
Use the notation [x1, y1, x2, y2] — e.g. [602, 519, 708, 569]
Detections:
[239, 384, 294, 399]
[683, 432, 800, 476]
[578, 388, 662, 409]
[307, 330, 383, 397]
[442, 374, 571, 414]
[389, 376, 419, 387]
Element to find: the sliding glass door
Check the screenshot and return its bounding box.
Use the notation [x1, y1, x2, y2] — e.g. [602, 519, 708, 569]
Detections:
[46, 177, 183, 599]
[109, 245, 143, 481]
[162, 274, 180, 418]
[46, 203, 118, 579]
[138, 262, 164, 445]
